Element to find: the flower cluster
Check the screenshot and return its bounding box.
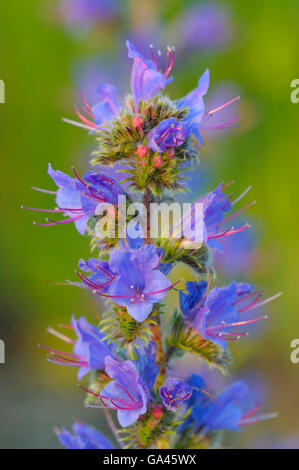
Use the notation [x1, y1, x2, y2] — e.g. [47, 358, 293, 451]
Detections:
[25, 41, 280, 449]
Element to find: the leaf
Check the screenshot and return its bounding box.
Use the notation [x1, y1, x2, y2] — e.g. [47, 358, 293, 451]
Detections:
[166, 312, 232, 374]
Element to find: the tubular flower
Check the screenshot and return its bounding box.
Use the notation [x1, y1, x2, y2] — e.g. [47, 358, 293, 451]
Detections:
[57, 421, 114, 449]
[184, 376, 276, 433]
[160, 379, 192, 412]
[177, 182, 256, 250]
[71, 83, 121, 131]
[81, 357, 149, 427]
[58, 0, 118, 30]
[101, 244, 177, 322]
[126, 41, 174, 111]
[25, 37, 280, 449]
[23, 164, 124, 235]
[180, 280, 281, 349]
[40, 315, 115, 380]
[74, 258, 116, 293]
[147, 118, 188, 152]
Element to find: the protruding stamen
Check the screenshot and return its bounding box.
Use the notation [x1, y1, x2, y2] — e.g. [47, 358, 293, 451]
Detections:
[47, 327, 75, 344]
[232, 186, 252, 205]
[205, 96, 240, 116]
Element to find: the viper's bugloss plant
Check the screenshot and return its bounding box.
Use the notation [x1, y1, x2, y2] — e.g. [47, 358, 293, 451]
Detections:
[24, 41, 281, 449]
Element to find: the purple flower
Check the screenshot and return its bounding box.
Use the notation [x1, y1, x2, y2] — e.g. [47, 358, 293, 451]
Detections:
[183, 376, 275, 432]
[23, 164, 124, 235]
[41, 315, 115, 380]
[178, 69, 210, 145]
[147, 118, 188, 152]
[75, 258, 116, 293]
[72, 83, 121, 131]
[160, 379, 192, 412]
[134, 341, 160, 391]
[178, 3, 232, 51]
[126, 41, 174, 112]
[81, 357, 149, 427]
[103, 244, 175, 322]
[58, 0, 118, 30]
[178, 183, 256, 251]
[179, 280, 208, 322]
[213, 217, 258, 276]
[201, 381, 261, 432]
[57, 421, 114, 449]
[182, 281, 276, 349]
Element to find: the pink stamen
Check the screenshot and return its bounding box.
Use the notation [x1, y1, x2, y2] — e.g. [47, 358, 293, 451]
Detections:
[79, 385, 141, 410]
[144, 278, 183, 296]
[76, 271, 103, 290]
[74, 106, 98, 129]
[208, 315, 267, 331]
[241, 403, 262, 421]
[34, 214, 83, 226]
[116, 383, 137, 404]
[47, 327, 75, 344]
[39, 344, 78, 358]
[208, 223, 251, 239]
[208, 201, 256, 231]
[31, 186, 56, 194]
[22, 206, 81, 213]
[80, 92, 93, 113]
[232, 186, 252, 205]
[247, 292, 282, 311]
[238, 295, 263, 313]
[235, 290, 264, 304]
[205, 96, 240, 116]
[200, 116, 239, 131]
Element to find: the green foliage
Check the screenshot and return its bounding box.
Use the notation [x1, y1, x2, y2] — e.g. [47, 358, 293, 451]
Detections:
[119, 408, 191, 449]
[90, 96, 196, 195]
[158, 237, 212, 278]
[166, 312, 232, 374]
[99, 305, 159, 349]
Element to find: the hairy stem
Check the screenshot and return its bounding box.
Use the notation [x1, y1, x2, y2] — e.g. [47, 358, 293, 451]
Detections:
[103, 409, 124, 448]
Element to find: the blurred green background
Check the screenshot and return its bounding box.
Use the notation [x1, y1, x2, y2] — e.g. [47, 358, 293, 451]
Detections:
[0, 0, 298, 448]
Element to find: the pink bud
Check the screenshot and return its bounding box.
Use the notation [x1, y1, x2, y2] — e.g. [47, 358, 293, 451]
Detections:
[136, 144, 148, 159]
[154, 154, 163, 168]
[166, 149, 175, 159]
[132, 115, 143, 134]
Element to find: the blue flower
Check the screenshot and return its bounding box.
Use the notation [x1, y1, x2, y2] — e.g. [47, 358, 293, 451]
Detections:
[106, 244, 174, 322]
[179, 280, 208, 321]
[126, 41, 174, 111]
[73, 83, 121, 131]
[25, 164, 125, 235]
[82, 357, 149, 427]
[178, 3, 231, 52]
[91, 83, 121, 127]
[201, 381, 253, 432]
[147, 118, 188, 152]
[178, 69, 210, 145]
[46, 163, 89, 235]
[183, 376, 272, 433]
[134, 341, 160, 391]
[189, 281, 272, 349]
[75, 258, 116, 293]
[160, 378, 192, 412]
[180, 183, 255, 251]
[42, 315, 115, 380]
[57, 421, 114, 449]
[58, 0, 118, 30]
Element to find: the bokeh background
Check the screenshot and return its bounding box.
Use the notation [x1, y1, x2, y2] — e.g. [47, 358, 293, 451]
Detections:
[0, 0, 298, 448]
